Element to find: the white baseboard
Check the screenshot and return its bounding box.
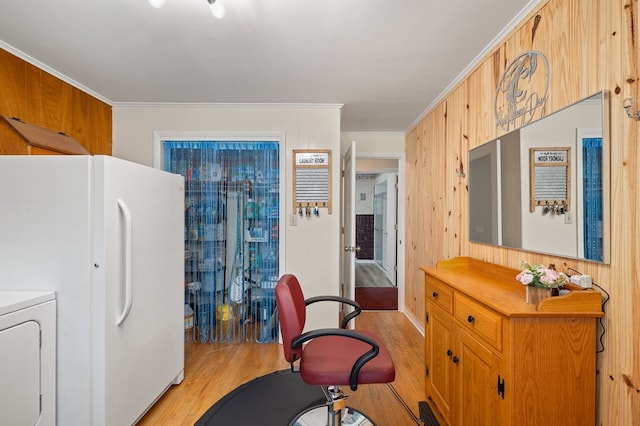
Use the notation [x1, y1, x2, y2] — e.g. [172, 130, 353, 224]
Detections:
[402, 310, 425, 337]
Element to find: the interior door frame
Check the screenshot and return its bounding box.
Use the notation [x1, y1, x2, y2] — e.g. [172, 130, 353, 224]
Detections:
[152, 130, 287, 278]
[342, 150, 406, 312]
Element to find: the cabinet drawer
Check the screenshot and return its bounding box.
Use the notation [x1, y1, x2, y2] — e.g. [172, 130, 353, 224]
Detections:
[425, 276, 453, 314]
[454, 293, 502, 351]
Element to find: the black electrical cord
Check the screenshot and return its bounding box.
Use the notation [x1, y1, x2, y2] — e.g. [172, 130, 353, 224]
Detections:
[566, 267, 609, 353]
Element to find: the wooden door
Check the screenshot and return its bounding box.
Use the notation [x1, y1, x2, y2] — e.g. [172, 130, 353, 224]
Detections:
[455, 330, 504, 426]
[425, 304, 453, 421]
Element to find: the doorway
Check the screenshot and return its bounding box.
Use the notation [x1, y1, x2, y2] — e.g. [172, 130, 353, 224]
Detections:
[353, 159, 400, 310]
[154, 132, 286, 344]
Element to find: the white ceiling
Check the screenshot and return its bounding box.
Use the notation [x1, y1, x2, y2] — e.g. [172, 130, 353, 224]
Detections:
[0, 0, 537, 132]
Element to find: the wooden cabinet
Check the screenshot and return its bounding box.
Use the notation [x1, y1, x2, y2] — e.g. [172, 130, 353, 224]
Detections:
[425, 283, 503, 425]
[422, 257, 603, 426]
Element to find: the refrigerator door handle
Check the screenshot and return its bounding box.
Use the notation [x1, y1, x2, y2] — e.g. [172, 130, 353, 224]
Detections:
[116, 198, 133, 327]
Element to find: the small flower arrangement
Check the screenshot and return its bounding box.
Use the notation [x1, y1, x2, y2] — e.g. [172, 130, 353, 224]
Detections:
[516, 261, 568, 289]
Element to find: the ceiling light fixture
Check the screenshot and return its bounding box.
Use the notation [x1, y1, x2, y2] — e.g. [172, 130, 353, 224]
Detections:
[148, 0, 166, 8]
[207, 0, 225, 19]
[148, 0, 225, 19]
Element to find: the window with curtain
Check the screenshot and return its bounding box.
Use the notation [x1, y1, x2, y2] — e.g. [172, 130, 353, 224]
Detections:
[582, 137, 603, 262]
[163, 140, 280, 343]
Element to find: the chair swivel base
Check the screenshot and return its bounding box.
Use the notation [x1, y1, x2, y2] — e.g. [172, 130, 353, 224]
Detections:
[288, 386, 376, 426]
[289, 405, 375, 426]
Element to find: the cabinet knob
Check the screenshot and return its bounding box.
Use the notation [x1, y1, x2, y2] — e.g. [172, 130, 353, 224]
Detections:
[467, 315, 475, 323]
[446, 349, 452, 357]
[432, 291, 438, 298]
[452, 356, 459, 364]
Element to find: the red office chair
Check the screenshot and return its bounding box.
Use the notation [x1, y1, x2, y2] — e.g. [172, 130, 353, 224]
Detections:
[275, 274, 395, 425]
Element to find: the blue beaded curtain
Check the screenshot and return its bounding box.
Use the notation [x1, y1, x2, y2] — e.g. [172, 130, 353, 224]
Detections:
[163, 141, 280, 343]
[582, 137, 603, 262]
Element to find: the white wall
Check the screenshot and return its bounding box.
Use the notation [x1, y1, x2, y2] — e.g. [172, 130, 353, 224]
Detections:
[355, 176, 375, 215]
[112, 105, 342, 331]
[357, 158, 398, 172]
[340, 132, 405, 155]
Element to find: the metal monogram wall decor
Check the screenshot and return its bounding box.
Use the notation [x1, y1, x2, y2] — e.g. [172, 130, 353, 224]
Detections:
[494, 50, 550, 132]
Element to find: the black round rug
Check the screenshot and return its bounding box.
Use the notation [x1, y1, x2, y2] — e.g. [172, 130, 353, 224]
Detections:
[195, 370, 326, 426]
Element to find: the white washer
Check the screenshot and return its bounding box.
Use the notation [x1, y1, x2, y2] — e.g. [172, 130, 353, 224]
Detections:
[0, 291, 56, 426]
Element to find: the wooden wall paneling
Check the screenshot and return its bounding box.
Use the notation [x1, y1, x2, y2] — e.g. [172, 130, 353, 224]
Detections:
[38, 66, 71, 130]
[0, 49, 112, 155]
[28, 62, 87, 138]
[434, 102, 449, 259]
[28, 65, 112, 155]
[406, 101, 448, 324]
[610, 0, 640, 425]
[404, 123, 423, 314]
[405, 0, 640, 424]
[578, 0, 607, 95]
[0, 120, 28, 155]
[67, 89, 90, 148]
[23, 61, 44, 125]
[587, 1, 629, 424]
[404, 126, 418, 315]
[0, 49, 26, 121]
[427, 104, 448, 268]
[470, 49, 503, 148]
[537, 0, 574, 111]
[628, 0, 640, 422]
[83, 95, 112, 155]
[65, 89, 112, 156]
[444, 83, 467, 260]
[466, 49, 503, 263]
[421, 113, 432, 254]
[414, 117, 431, 319]
[409, 113, 434, 320]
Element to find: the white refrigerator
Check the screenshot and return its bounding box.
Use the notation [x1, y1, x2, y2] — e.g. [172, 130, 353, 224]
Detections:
[0, 155, 185, 426]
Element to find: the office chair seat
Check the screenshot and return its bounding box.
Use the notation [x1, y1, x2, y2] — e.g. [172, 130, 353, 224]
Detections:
[300, 331, 395, 387]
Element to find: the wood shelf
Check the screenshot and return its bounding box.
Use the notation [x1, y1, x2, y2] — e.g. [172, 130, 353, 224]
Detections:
[0, 115, 89, 155]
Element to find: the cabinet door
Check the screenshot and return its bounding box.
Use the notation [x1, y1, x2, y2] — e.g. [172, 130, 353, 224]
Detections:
[455, 330, 505, 426]
[425, 304, 453, 421]
[0, 320, 41, 426]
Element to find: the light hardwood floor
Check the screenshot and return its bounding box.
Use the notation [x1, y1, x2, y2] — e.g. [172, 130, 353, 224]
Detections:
[138, 311, 425, 425]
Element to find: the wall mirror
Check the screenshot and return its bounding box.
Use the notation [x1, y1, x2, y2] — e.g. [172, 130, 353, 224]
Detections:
[468, 91, 610, 263]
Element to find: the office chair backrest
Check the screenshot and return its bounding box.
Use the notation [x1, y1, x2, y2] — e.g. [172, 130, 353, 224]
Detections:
[275, 274, 306, 363]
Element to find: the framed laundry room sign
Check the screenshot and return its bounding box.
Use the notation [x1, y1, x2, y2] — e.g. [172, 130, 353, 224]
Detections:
[293, 149, 332, 214]
[529, 147, 571, 212]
